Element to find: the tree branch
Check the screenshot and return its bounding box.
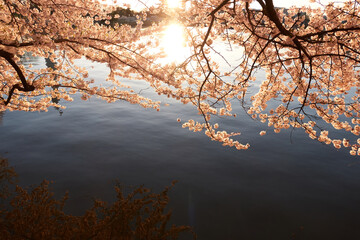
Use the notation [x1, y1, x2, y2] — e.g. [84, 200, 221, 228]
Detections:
[0, 49, 35, 105]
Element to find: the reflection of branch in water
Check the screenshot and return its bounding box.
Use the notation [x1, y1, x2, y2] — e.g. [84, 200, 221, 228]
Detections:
[0, 111, 4, 125]
[0, 158, 194, 239]
[45, 57, 63, 116]
[0, 157, 17, 199]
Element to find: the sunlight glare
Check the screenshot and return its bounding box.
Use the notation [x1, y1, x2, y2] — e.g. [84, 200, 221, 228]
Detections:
[167, 0, 180, 9]
[161, 23, 187, 63]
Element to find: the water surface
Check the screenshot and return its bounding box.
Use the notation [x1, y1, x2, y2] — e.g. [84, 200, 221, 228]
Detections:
[1, 49, 360, 240]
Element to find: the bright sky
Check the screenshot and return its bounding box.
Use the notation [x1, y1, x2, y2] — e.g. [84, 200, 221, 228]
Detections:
[105, 0, 345, 11]
[104, 0, 347, 63]
[250, 0, 346, 9]
[104, 0, 159, 11]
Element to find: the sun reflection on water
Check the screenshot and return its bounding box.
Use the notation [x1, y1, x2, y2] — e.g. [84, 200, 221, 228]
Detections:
[160, 23, 188, 63]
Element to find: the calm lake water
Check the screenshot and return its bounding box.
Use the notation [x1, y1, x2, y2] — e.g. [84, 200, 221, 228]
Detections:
[1, 44, 360, 240]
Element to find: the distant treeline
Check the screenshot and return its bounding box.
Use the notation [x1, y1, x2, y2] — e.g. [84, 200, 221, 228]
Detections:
[109, 7, 136, 17]
[98, 7, 169, 28]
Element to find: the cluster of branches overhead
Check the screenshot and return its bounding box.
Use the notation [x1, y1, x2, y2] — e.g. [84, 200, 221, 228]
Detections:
[1, 0, 360, 155]
[166, 0, 360, 155]
[0, 0, 169, 111]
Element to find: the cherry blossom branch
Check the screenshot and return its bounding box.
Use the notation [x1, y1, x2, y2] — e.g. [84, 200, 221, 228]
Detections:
[0, 50, 35, 105]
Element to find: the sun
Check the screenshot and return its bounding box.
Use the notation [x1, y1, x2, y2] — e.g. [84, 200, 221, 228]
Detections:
[167, 0, 180, 9]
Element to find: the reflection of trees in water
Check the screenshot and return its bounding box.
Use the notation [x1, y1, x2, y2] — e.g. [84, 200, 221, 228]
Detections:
[45, 57, 63, 116]
[0, 157, 192, 239]
[0, 111, 4, 125]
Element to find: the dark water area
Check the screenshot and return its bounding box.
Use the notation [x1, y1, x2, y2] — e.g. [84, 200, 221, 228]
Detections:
[1, 57, 360, 240]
